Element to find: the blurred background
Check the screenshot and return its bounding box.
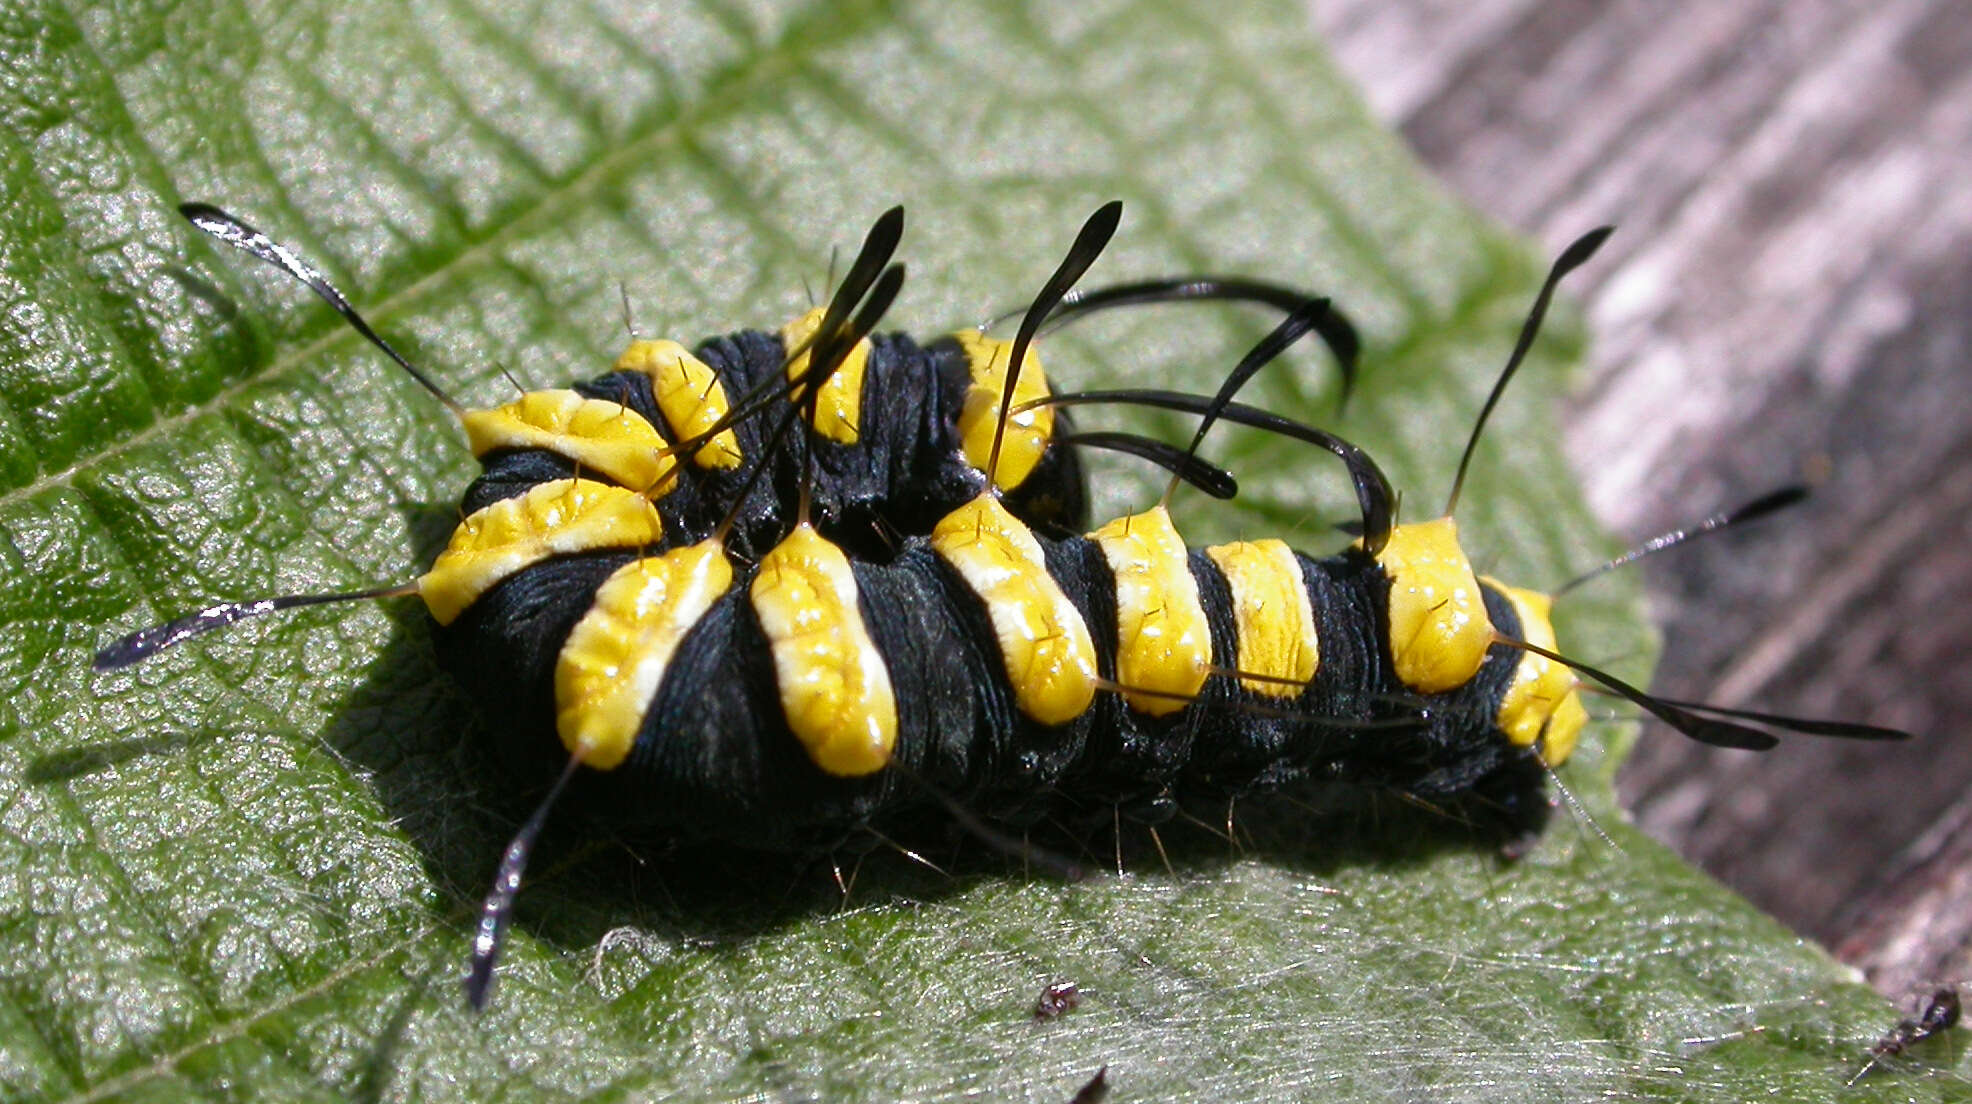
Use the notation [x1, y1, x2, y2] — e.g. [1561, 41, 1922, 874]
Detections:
[1312, 0, 1972, 998]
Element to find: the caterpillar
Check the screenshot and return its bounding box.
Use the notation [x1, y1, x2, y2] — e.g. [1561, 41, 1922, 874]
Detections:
[94, 200, 1907, 1011]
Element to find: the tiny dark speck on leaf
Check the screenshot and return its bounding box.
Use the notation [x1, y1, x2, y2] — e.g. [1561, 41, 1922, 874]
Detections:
[1034, 978, 1081, 1020]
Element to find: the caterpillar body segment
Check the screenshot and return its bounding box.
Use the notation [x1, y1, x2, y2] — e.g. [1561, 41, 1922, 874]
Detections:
[750, 522, 900, 778]
[931, 493, 1099, 727]
[779, 306, 875, 445]
[1090, 506, 1215, 718]
[950, 331, 1058, 493]
[618, 338, 743, 470]
[1204, 539, 1319, 698]
[459, 388, 685, 496]
[1485, 582, 1590, 763]
[555, 538, 734, 771]
[1368, 517, 1491, 695]
[419, 479, 667, 626]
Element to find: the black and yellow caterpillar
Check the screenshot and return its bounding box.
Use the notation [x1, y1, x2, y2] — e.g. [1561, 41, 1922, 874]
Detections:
[95, 200, 1903, 1009]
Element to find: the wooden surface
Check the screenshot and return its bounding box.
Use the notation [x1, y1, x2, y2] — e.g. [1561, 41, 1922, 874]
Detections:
[1312, 0, 1972, 999]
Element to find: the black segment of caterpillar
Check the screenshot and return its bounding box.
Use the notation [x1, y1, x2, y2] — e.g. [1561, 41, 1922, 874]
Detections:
[93, 202, 1908, 1014]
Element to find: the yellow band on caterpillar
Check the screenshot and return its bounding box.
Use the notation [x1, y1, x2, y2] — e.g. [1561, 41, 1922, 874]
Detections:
[952, 330, 1055, 492]
[932, 493, 1098, 725]
[460, 389, 681, 496]
[419, 479, 665, 626]
[613, 339, 743, 470]
[750, 523, 897, 776]
[1484, 580, 1588, 765]
[555, 539, 734, 770]
[781, 307, 871, 445]
[1205, 539, 1318, 697]
[1370, 517, 1491, 694]
[1091, 505, 1211, 716]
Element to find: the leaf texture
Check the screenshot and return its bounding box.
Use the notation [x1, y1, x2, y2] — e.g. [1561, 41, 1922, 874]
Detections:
[0, 0, 1945, 1100]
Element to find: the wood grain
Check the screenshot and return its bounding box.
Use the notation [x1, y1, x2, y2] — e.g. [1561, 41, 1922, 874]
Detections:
[1313, 0, 1972, 998]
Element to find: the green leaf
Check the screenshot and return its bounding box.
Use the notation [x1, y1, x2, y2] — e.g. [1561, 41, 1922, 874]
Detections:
[0, 0, 1950, 1100]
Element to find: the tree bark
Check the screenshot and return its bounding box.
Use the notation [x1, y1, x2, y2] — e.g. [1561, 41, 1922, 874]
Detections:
[1314, 0, 1972, 999]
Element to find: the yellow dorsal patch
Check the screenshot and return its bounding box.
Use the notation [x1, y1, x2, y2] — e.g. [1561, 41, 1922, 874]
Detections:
[951, 330, 1055, 493]
[460, 389, 681, 496]
[749, 523, 897, 776]
[1090, 505, 1211, 716]
[614, 338, 743, 470]
[418, 479, 665, 626]
[1204, 539, 1318, 697]
[932, 492, 1097, 725]
[1484, 580, 1588, 765]
[780, 307, 871, 445]
[554, 539, 734, 771]
[1369, 517, 1492, 695]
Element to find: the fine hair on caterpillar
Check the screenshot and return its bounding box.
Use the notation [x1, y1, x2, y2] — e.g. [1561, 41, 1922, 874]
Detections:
[95, 201, 1909, 1010]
